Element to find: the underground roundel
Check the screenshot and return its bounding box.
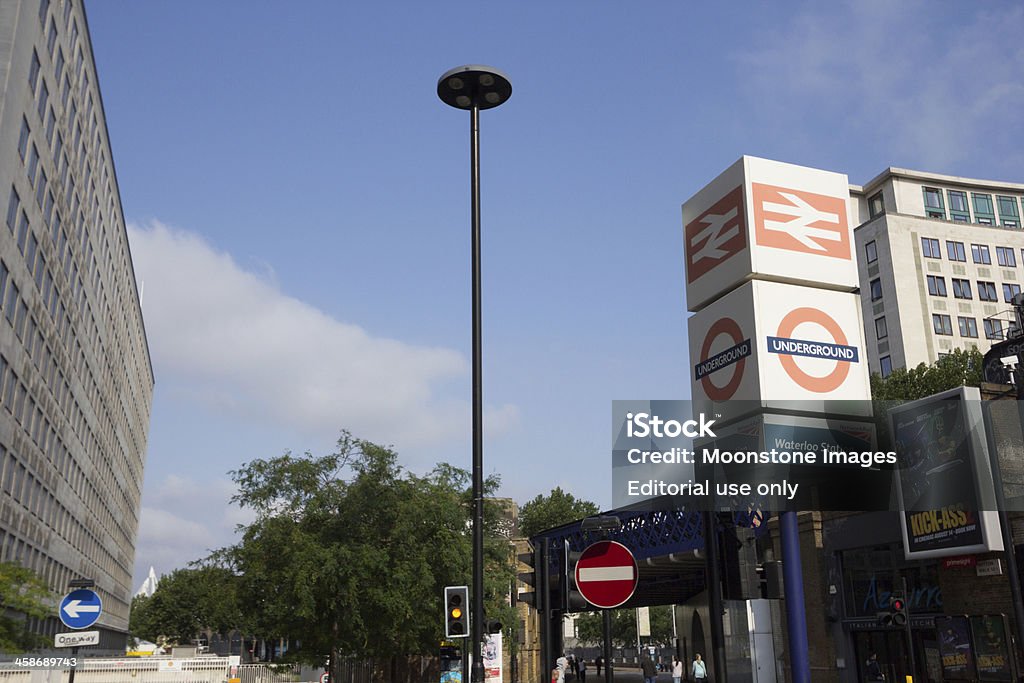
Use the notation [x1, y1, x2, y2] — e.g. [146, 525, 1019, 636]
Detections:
[695, 317, 752, 401]
[766, 307, 859, 393]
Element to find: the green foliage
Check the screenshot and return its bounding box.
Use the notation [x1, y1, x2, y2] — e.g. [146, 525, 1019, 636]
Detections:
[870, 347, 983, 401]
[128, 566, 241, 644]
[518, 487, 600, 538]
[575, 606, 674, 647]
[210, 430, 513, 675]
[0, 562, 53, 653]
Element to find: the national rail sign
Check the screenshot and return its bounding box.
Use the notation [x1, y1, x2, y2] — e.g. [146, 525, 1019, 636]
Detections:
[682, 156, 856, 312]
[59, 589, 102, 629]
[574, 540, 638, 609]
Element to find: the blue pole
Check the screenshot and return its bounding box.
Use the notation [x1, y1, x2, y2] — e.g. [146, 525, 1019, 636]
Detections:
[781, 511, 810, 683]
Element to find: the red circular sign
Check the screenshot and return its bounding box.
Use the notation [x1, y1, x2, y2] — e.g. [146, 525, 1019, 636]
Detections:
[699, 317, 747, 401]
[775, 307, 851, 393]
[574, 541, 638, 609]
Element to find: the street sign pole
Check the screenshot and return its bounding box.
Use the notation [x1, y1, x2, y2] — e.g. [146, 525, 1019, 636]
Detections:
[68, 646, 78, 683]
[602, 609, 613, 683]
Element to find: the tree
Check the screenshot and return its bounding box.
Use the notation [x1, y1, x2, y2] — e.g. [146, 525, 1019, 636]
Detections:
[575, 606, 675, 648]
[0, 562, 53, 653]
[218, 431, 513, 681]
[518, 487, 600, 538]
[128, 566, 241, 645]
[870, 347, 983, 401]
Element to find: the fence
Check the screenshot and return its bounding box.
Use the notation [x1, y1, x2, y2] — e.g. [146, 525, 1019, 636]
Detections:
[0, 657, 308, 683]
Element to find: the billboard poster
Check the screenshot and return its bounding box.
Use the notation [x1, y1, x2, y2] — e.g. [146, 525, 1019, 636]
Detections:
[483, 632, 502, 683]
[890, 387, 1002, 559]
[970, 615, 1014, 681]
[936, 615, 977, 681]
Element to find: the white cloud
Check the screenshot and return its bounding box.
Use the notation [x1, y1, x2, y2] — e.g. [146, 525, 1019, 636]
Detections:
[736, 1, 1024, 175]
[128, 221, 518, 448]
[133, 475, 256, 585]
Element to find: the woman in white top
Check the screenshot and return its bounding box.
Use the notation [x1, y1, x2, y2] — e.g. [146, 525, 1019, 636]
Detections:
[692, 653, 708, 680]
[671, 657, 683, 683]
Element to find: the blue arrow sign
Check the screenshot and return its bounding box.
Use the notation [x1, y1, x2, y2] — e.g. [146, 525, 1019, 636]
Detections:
[59, 589, 102, 629]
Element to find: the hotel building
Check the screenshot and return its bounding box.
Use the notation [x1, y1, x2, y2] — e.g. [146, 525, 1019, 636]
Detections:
[851, 168, 1024, 376]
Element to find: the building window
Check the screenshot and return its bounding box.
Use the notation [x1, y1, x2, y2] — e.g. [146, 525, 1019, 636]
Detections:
[1003, 283, 1021, 303]
[879, 356, 893, 378]
[6, 189, 19, 233]
[17, 118, 29, 161]
[875, 317, 888, 340]
[54, 48, 64, 80]
[923, 187, 945, 219]
[922, 237, 941, 258]
[46, 18, 57, 57]
[36, 81, 48, 122]
[865, 240, 878, 263]
[979, 281, 998, 301]
[948, 190, 970, 222]
[997, 196, 1021, 228]
[985, 318, 1004, 340]
[26, 145, 39, 187]
[932, 314, 953, 336]
[997, 246, 1017, 267]
[951, 278, 973, 299]
[946, 240, 966, 262]
[971, 243, 991, 264]
[869, 192, 885, 218]
[927, 275, 947, 297]
[28, 51, 40, 94]
[973, 193, 995, 225]
[958, 317, 978, 338]
[870, 278, 882, 301]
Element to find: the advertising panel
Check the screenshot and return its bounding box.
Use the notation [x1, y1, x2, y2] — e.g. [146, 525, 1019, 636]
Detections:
[936, 615, 977, 681]
[682, 156, 856, 312]
[890, 387, 1002, 560]
[970, 614, 1014, 681]
[688, 280, 871, 420]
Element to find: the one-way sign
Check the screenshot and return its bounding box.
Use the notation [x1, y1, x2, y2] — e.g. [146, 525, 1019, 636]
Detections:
[55, 630, 99, 648]
[59, 589, 102, 629]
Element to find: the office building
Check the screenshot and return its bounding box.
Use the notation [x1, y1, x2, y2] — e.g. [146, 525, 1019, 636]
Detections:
[851, 168, 1024, 376]
[0, 0, 153, 650]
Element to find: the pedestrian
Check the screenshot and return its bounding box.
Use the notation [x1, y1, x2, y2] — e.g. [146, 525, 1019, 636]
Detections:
[557, 654, 569, 682]
[641, 654, 658, 683]
[595, 656, 603, 677]
[691, 653, 708, 681]
[865, 652, 884, 681]
[570, 654, 579, 678]
[672, 657, 683, 683]
[578, 658, 587, 683]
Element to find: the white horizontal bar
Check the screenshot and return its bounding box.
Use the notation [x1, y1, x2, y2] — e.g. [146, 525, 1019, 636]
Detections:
[579, 566, 634, 582]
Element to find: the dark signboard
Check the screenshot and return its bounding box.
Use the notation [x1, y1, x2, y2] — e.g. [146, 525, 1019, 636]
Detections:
[970, 614, 1014, 681]
[936, 615, 976, 681]
[890, 387, 1000, 559]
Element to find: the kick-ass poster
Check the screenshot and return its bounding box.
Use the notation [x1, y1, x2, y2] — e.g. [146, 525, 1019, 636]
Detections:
[970, 614, 1014, 681]
[936, 615, 976, 681]
[890, 388, 1001, 559]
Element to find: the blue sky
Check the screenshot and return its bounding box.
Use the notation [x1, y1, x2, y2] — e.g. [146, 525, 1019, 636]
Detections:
[80, 1, 1024, 585]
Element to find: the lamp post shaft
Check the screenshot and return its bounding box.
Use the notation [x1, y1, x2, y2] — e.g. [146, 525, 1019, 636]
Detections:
[470, 102, 485, 683]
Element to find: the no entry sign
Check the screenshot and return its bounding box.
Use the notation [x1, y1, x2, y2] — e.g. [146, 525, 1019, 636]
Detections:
[574, 540, 638, 609]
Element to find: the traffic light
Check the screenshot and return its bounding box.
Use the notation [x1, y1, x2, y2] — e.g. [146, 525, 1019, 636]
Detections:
[445, 585, 469, 638]
[876, 593, 908, 627]
[486, 619, 503, 634]
[517, 546, 538, 608]
[890, 594, 908, 627]
[563, 540, 586, 612]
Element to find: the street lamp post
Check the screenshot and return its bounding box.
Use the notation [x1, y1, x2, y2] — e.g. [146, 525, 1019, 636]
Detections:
[437, 65, 512, 683]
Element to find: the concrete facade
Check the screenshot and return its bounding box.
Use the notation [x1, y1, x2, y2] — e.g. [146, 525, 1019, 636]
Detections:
[0, 0, 153, 649]
[851, 168, 1024, 376]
